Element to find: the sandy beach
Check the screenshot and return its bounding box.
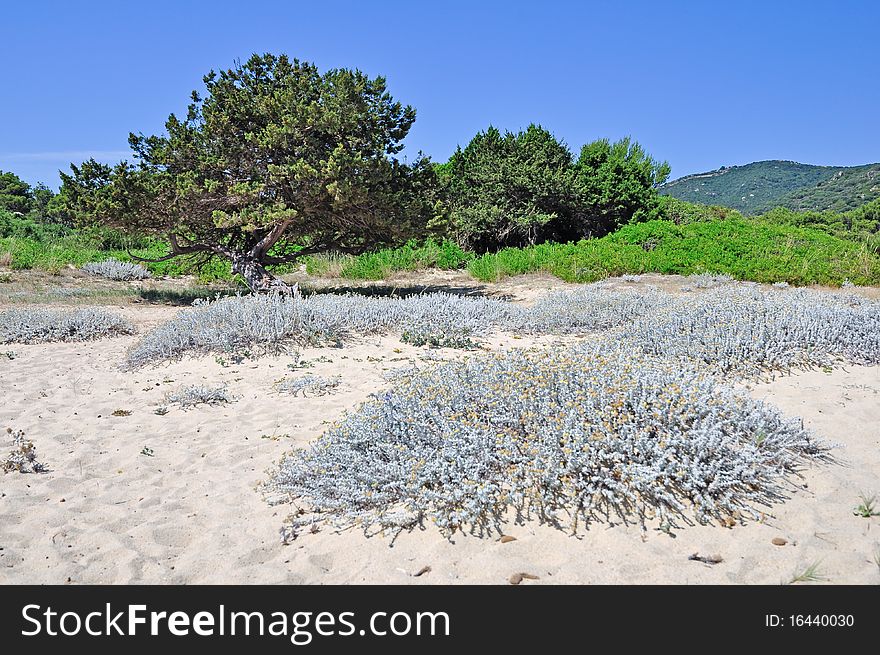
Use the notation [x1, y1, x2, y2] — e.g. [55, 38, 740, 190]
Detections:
[1, 274, 879, 585]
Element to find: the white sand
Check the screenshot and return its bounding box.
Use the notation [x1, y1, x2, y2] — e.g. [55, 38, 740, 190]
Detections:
[1, 292, 879, 585]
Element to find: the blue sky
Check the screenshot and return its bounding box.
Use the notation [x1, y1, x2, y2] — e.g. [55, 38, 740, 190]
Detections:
[1, 0, 877, 187]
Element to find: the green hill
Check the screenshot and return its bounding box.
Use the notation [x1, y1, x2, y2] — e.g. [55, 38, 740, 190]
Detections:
[660, 160, 880, 214]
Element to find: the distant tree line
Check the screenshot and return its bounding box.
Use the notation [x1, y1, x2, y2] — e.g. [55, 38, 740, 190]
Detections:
[0, 171, 67, 223]
[6, 53, 670, 291]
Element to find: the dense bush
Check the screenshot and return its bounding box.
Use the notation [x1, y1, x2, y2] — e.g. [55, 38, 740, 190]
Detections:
[306, 238, 472, 279]
[0, 171, 33, 214]
[760, 199, 880, 251]
[0, 211, 72, 241]
[0, 307, 135, 343]
[269, 344, 829, 539]
[441, 127, 669, 250]
[441, 125, 576, 250]
[465, 218, 880, 285]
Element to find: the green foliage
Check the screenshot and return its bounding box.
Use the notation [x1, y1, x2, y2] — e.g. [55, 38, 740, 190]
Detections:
[441, 127, 669, 250]
[0, 171, 33, 214]
[571, 136, 670, 237]
[466, 219, 879, 286]
[58, 53, 439, 291]
[307, 197, 880, 287]
[759, 199, 880, 250]
[0, 209, 232, 282]
[661, 160, 880, 215]
[773, 165, 880, 213]
[27, 183, 58, 223]
[442, 124, 576, 250]
[306, 238, 472, 280]
[660, 196, 743, 224]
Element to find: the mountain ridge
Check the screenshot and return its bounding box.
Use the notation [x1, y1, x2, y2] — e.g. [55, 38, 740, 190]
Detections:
[661, 159, 880, 214]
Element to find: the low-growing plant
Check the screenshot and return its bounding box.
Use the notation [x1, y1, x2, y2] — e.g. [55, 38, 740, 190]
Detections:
[276, 375, 341, 397]
[268, 344, 829, 540]
[787, 561, 827, 585]
[687, 272, 735, 289]
[0, 307, 135, 343]
[464, 219, 880, 286]
[618, 285, 880, 377]
[126, 283, 880, 380]
[400, 328, 477, 349]
[853, 492, 879, 518]
[164, 384, 234, 409]
[81, 258, 151, 281]
[124, 291, 515, 367]
[2, 427, 47, 474]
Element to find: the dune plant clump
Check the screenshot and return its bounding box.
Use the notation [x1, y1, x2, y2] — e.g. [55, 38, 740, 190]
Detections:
[125, 293, 307, 368]
[81, 258, 151, 281]
[124, 287, 673, 368]
[2, 428, 47, 474]
[0, 307, 135, 344]
[521, 285, 668, 334]
[269, 344, 829, 540]
[619, 286, 880, 377]
[686, 272, 735, 289]
[124, 283, 880, 378]
[276, 375, 341, 397]
[124, 292, 514, 367]
[164, 384, 234, 409]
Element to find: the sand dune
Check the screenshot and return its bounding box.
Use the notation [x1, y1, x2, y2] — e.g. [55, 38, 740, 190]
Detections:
[1, 287, 879, 585]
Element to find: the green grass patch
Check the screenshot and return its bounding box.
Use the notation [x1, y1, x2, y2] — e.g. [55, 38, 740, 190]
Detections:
[305, 239, 473, 280]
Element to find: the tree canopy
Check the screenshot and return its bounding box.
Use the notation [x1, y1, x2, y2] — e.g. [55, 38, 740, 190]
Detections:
[570, 137, 671, 238]
[441, 125, 575, 250]
[441, 128, 670, 250]
[60, 53, 439, 291]
[0, 170, 33, 214]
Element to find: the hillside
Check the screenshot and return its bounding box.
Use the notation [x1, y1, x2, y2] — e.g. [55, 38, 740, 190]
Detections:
[661, 160, 880, 214]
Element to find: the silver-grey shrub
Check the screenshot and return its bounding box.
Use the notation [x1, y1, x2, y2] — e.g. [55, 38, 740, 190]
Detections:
[125, 292, 510, 367]
[686, 272, 735, 289]
[2, 428, 47, 474]
[81, 258, 151, 281]
[521, 285, 668, 333]
[619, 286, 880, 377]
[125, 294, 307, 368]
[124, 288, 660, 368]
[164, 384, 233, 409]
[276, 375, 341, 397]
[269, 344, 828, 540]
[0, 307, 135, 344]
[125, 284, 880, 378]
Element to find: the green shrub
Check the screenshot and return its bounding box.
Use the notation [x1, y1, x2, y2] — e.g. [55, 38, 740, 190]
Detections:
[466, 219, 880, 286]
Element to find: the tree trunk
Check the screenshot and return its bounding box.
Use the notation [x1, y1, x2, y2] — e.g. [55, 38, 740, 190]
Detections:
[230, 254, 293, 294]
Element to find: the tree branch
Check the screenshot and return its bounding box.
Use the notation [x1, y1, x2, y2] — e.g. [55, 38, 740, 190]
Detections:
[249, 219, 293, 259]
[127, 233, 213, 263]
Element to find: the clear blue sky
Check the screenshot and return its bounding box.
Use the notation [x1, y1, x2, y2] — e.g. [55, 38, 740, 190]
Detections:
[1, 0, 877, 188]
